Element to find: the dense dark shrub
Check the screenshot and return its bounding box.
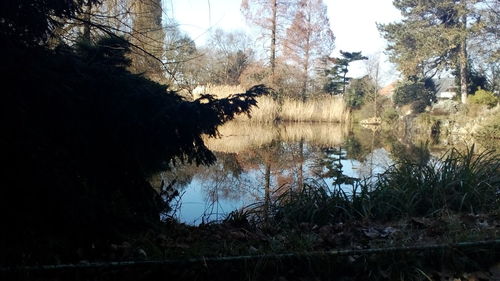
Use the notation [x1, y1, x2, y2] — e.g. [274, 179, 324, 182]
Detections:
[0, 37, 268, 264]
[393, 78, 435, 113]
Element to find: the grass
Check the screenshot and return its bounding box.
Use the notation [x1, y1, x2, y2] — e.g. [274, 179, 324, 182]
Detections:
[369, 145, 499, 219]
[235, 96, 280, 123]
[475, 108, 500, 140]
[264, 145, 499, 226]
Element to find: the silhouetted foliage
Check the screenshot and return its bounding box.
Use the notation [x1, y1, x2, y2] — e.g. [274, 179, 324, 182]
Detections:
[0, 0, 99, 46]
[1, 26, 269, 264]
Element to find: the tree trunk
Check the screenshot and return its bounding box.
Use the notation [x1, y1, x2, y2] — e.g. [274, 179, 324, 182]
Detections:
[460, 1, 468, 104]
[270, 0, 277, 81]
[302, 55, 309, 102]
[298, 139, 304, 190]
[301, 21, 311, 101]
[342, 70, 347, 95]
[460, 42, 467, 104]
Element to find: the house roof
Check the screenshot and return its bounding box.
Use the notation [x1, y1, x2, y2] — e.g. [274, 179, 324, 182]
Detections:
[433, 77, 456, 93]
[379, 82, 397, 97]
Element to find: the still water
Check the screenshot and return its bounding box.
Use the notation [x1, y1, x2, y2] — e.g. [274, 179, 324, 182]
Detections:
[154, 121, 453, 224]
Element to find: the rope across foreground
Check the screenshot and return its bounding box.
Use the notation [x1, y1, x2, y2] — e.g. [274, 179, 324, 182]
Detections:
[2, 239, 499, 272]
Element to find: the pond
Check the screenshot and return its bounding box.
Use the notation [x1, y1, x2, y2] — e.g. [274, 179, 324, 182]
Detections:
[152, 121, 463, 224]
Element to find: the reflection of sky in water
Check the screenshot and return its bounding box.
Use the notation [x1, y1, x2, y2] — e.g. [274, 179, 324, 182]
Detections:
[172, 151, 393, 224]
[173, 170, 261, 225]
[168, 124, 396, 225]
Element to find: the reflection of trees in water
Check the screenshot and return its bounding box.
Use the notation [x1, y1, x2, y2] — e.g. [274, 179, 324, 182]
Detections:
[356, 148, 393, 179]
[238, 140, 286, 218]
[163, 123, 449, 222]
[343, 127, 385, 162]
[279, 138, 310, 190]
[311, 146, 359, 186]
[212, 138, 313, 219]
[149, 162, 200, 192]
[390, 142, 431, 166]
[197, 153, 252, 202]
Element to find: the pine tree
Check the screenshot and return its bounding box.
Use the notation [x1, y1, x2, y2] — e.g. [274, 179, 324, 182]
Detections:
[324, 51, 367, 95]
[379, 0, 498, 104]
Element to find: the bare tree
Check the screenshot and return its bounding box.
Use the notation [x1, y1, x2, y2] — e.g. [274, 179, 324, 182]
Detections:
[284, 0, 334, 100]
[364, 54, 383, 118]
[241, 0, 294, 80]
[206, 29, 254, 85]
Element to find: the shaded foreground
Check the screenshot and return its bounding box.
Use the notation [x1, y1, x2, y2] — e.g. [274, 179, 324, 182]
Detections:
[3, 241, 500, 281]
[4, 146, 499, 280]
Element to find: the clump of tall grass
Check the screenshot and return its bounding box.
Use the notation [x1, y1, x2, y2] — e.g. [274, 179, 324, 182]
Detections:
[235, 96, 280, 123]
[264, 145, 499, 226]
[235, 95, 349, 123]
[370, 145, 500, 219]
[270, 179, 371, 226]
[280, 96, 349, 123]
[193, 85, 349, 123]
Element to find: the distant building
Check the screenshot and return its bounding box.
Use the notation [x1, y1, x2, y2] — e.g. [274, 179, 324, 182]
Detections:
[378, 78, 459, 102]
[378, 81, 397, 99]
[433, 78, 457, 100]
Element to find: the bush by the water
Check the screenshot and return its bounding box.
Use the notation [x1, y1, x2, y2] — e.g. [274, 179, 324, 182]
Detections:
[382, 107, 399, 123]
[476, 109, 500, 140]
[469, 88, 499, 108]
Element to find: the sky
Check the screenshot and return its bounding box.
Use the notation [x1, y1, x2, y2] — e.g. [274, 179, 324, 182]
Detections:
[165, 0, 402, 84]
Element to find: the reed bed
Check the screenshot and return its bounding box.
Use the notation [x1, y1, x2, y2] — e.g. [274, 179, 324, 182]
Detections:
[195, 85, 350, 123]
[236, 96, 349, 123]
[204, 122, 347, 153]
[234, 96, 280, 123]
[279, 96, 349, 123]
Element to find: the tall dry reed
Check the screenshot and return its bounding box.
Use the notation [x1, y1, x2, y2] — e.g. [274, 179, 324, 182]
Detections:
[279, 96, 348, 123]
[235, 96, 280, 123]
[196, 85, 349, 123]
[235, 96, 349, 123]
